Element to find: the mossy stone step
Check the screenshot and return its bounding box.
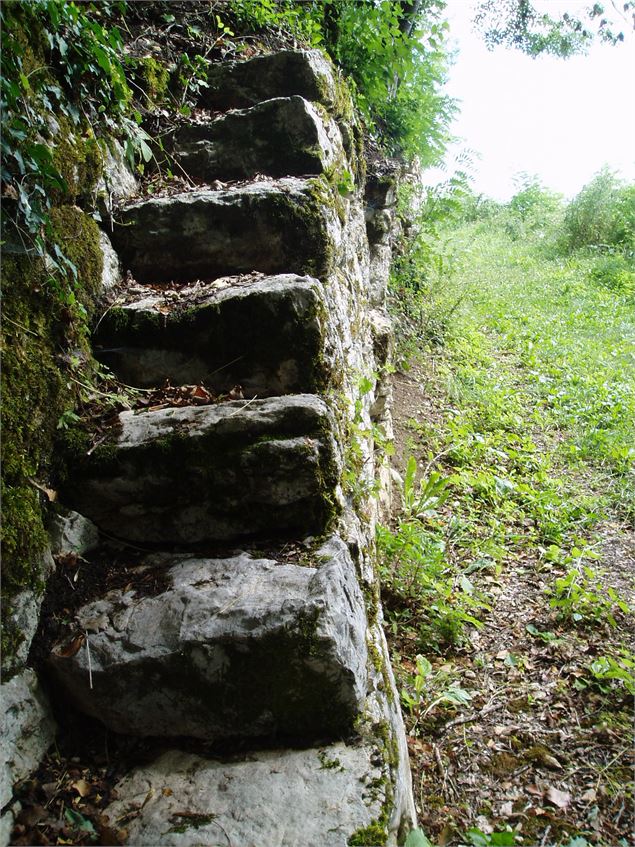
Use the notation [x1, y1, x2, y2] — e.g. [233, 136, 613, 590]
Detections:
[48, 537, 367, 741]
[94, 274, 328, 395]
[173, 96, 341, 182]
[201, 49, 337, 111]
[111, 179, 332, 284]
[59, 395, 340, 546]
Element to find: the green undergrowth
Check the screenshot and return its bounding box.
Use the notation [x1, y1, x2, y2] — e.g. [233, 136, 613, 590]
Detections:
[382, 198, 634, 681]
[382, 183, 634, 843]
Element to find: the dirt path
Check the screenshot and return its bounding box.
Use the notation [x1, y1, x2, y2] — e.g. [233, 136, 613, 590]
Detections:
[386, 364, 635, 847]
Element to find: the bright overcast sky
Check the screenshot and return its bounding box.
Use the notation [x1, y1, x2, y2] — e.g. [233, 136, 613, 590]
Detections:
[424, 0, 635, 200]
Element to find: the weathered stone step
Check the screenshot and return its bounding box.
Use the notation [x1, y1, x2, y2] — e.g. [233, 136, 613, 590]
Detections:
[201, 49, 337, 111]
[102, 744, 386, 846]
[94, 274, 328, 395]
[111, 178, 331, 284]
[60, 395, 339, 545]
[48, 537, 367, 741]
[174, 96, 341, 181]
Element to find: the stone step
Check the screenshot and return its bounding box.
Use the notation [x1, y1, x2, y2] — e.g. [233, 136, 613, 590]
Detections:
[201, 49, 337, 111]
[101, 744, 386, 847]
[59, 395, 339, 546]
[94, 274, 328, 395]
[173, 96, 341, 182]
[110, 178, 331, 284]
[48, 537, 367, 742]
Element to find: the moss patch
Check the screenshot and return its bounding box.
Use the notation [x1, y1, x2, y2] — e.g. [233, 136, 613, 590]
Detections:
[51, 117, 104, 204]
[129, 55, 170, 109]
[50, 205, 103, 311]
[0, 254, 71, 672]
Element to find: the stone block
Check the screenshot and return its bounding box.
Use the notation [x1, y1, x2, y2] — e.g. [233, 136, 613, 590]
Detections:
[103, 744, 385, 847]
[110, 179, 333, 284]
[175, 96, 341, 181]
[48, 538, 367, 741]
[201, 49, 337, 111]
[94, 274, 328, 394]
[0, 670, 56, 810]
[48, 507, 100, 557]
[60, 395, 339, 545]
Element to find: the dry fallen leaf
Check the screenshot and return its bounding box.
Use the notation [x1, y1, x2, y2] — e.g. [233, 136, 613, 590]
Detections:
[29, 478, 58, 501]
[72, 778, 92, 798]
[540, 752, 563, 770]
[56, 633, 86, 658]
[546, 785, 571, 809]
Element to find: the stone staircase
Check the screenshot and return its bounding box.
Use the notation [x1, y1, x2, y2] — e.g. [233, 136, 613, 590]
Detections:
[43, 50, 415, 846]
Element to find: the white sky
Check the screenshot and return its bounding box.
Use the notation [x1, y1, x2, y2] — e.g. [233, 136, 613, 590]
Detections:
[424, 0, 635, 200]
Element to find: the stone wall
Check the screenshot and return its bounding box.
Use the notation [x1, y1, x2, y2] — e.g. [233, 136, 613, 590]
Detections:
[1, 49, 415, 846]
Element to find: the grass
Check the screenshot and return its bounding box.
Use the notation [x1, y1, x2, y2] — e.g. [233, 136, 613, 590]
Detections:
[382, 215, 634, 845]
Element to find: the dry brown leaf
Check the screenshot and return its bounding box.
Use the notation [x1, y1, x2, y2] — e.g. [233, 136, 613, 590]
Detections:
[56, 633, 85, 658]
[546, 785, 571, 809]
[29, 478, 58, 501]
[540, 752, 563, 770]
[72, 778, 92, 797]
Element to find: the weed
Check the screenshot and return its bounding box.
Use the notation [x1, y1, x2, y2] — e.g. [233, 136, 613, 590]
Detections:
[400, 654, 472, 718]
[548, 565, 631, 627]
[574, 650, 635, 697]
[378, 458, 486, 652]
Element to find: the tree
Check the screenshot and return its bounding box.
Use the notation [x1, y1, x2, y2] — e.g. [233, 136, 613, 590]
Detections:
[473, 0, 635, 57]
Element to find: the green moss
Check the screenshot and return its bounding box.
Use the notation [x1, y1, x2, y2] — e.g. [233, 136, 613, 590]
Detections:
[318, 750, 344, 771]
[50, 205, 103, 310]
[129, 55, 170, 109]
[167, 813, 217, 834]
[51, 116, 104, 203]
[309, 171, 347, 227]
[486, 751, 519, 775]
[0, 254, 72, 673]
[295, 607, 321, 657]
[348, 815, 389, 846]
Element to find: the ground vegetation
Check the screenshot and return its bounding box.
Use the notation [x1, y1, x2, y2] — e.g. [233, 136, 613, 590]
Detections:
[383, 173, 634, 845]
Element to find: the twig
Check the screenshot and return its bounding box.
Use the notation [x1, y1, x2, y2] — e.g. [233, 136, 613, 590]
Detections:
[614, 799, 626, 827]
[539, 825, 551, 847]
[433, 743, 445, 780]
[2, 315, 40, 337]
[94, 297, 126, 333]
[596, 747, 631, 784]
[440, 701, 503, 734]
[85, 632, 93, 690]
[208, 354, 245, 376]
[94, 528, 155, 553]
[226, 394, 258, 417]
[68, 375, 130, 403]
[422, 445, 454, 477]
[86, 434, 109, 456]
